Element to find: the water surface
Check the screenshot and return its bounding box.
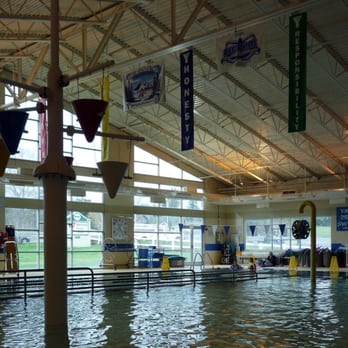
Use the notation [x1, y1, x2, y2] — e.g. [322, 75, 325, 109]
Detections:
[0, 274, 347, 347]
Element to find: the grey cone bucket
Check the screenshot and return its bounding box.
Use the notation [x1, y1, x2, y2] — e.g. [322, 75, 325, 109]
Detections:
[97, 161, 128, 199]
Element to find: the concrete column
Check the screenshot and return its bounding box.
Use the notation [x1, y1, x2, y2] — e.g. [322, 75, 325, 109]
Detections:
[34, 0, 75, 346]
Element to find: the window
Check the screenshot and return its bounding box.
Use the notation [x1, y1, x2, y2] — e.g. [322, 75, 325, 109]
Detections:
[134, 214, 204, 264]
[5, 184, 41, 199]
[5, 208, 43, 269]
[133, 147, 205, 263]
[4, 209, 104, 269]
[67, 211, 103, 267]
[134, 146, 203, 182]
[244, 216, 331, 251]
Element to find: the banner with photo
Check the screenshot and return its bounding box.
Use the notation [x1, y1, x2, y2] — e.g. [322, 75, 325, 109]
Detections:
[216, 28, 265, 72]
[123, 64, 165, 112]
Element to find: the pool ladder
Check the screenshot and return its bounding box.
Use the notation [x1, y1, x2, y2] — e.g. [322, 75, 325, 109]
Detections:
[191, 252, 214, 270]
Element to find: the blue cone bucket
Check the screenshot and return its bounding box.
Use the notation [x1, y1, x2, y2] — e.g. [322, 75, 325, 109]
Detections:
[0, 110, 29, 154]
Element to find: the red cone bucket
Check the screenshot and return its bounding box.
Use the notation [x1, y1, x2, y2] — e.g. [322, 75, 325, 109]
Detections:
[0, 110, 29, 154]
[64, 156, 74, 166]
[97, 161, 128, 199]
[71, 99, 108, 142]
[0, 138, 10, 176]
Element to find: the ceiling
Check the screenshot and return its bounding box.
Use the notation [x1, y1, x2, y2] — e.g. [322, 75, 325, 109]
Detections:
[0, 0, 348, 205]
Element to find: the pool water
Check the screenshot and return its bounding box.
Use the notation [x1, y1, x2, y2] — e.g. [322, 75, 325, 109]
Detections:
[0, 274, 347, 347]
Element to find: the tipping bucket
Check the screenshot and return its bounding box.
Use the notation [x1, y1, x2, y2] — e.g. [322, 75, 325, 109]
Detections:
[0, 138, 10, 176]
[97, 161, 128, 199]
[0, 110, 29, 154]
[71, 99, 108, 142]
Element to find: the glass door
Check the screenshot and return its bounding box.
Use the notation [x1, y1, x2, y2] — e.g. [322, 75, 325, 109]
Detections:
[181, 225, 203, 265]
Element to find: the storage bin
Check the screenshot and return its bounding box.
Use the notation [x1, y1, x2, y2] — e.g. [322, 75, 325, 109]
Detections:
[138, 260, 148, 268]
[150, 260, 162, 267]
[148, 252, 164, 268]
[138, 248, 148, 259]
[168, 256, 185, 267]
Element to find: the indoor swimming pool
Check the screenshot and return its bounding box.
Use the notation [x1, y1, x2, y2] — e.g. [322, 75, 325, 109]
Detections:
[0, 273, 347, 347]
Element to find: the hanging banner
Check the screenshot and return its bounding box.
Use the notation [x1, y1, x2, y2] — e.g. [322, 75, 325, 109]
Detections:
[336, 207, 348, 231]
[279, 224, 286, 236]
[123, 64, 165, 112]
[249, 225, 256, 237]
[200, 225, 206, 234]
[288, 12, 307, 133]
[224, 225, 230, 236]
[180, 49, 194, 151]
[216, 28, 264, 72]
[39, 97, 48, 161]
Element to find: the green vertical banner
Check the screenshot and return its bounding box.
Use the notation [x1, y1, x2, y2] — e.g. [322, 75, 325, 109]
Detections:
[288, 12, 307, 133]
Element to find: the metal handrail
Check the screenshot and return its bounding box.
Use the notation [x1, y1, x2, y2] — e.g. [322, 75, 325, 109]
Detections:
[0, 267, 95, 301]
[0, 266, 262, 301]
[0, 268, 197, 300]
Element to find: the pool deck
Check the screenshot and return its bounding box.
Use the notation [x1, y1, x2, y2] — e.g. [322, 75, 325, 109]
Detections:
[93, 263, 348, 275]
[1, 263, 347, 278]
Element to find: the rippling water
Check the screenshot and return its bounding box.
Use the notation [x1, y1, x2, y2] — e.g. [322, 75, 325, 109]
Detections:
[0, 275, 348, 347]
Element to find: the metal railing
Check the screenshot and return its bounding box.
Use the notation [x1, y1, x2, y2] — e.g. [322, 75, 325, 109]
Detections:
[0, 268, 197, 300]
[0, 266, 260, 301]
[0, 267, 95, 301]
[195, 268, 258, 283]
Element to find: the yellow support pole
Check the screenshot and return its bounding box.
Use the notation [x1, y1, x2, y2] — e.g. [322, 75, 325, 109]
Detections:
[299, 200, 316, 285]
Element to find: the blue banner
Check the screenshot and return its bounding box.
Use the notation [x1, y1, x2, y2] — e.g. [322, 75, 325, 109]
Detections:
[336, 207, 348, 231]
[180, 49, 194, 151]
[279, 223, 286, 236]
[249, 225, 256, 236]
[224, 225, 230, 235]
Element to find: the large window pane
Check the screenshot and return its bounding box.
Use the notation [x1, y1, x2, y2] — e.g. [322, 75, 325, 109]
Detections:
[244, 216, 331, 252]
[134, 214, 158, 248]
[73, 145, 101, 167]
[159, 159, 181, 178]
[14, 138, 38, 161]
[5, 208, 42, 269]
[134, 162, 158, 175]
[5, 184, 40, 199]
[67, 211, 103, 268]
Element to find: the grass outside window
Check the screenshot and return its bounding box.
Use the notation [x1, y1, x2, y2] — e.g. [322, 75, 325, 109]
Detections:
[15, 243, 102, 269]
